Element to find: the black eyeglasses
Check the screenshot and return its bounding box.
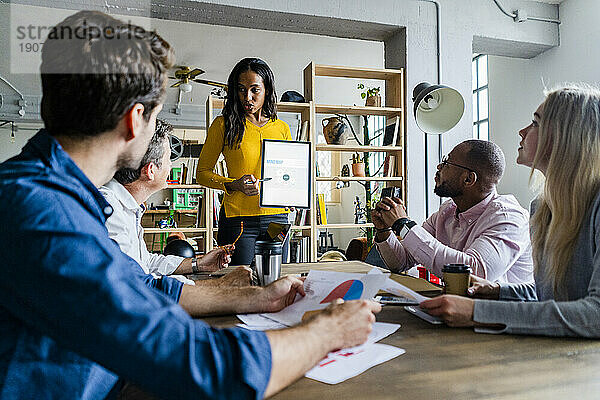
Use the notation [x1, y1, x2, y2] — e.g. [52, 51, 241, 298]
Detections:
[439, 155, 475, 173]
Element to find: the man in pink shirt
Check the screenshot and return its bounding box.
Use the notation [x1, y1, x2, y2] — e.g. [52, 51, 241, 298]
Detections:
[373, 139, 533, 284]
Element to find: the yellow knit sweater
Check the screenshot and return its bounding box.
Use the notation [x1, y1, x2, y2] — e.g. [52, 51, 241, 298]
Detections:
[196, 116, 292, 217]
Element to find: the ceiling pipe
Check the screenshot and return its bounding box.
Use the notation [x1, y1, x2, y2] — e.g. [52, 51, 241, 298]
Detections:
[491, 0, 561, 24]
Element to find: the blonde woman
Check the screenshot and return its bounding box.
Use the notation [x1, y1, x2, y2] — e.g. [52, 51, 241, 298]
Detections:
[419, 84, 600, 337]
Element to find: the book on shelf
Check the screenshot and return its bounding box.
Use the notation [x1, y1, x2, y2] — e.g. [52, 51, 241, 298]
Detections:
[298, 120, 309, 142]
[383, 154, 396, 177]
[195, 195, 205, 227]
[180, 163, 188, 185]
[213, 154, 227, 178]
[316, 194, 327, 225]
[294, 209, 311, 227]
[219, 159, 228, 177]
[382, 116, 400, 146]
[186, 158, 198, 184]
[294, 209, 306, 226]
[212, 192, 221, 227]
[290, 235, 311, 263]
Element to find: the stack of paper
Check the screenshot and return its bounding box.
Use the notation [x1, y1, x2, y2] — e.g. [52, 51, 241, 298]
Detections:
[236, 269, 409, 384]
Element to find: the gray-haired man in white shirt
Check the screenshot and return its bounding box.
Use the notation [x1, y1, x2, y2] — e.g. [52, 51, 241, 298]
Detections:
[100, 119, 250, 287]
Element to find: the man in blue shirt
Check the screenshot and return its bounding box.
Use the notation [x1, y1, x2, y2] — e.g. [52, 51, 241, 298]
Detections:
[0, 10, 381, 399]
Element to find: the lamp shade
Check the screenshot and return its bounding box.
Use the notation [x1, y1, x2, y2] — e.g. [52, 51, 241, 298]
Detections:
[412, 82, 464, 135]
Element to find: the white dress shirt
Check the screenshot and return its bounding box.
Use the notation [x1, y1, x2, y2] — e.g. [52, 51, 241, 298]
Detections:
[99, 179, 194, 285]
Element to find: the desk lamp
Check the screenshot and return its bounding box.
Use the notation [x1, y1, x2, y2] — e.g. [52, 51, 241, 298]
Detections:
[413, 82, 464, 215]
[413, 82, 464, 135]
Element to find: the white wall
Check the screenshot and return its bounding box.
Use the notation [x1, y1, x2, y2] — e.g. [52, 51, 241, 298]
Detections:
[489, 0, 600, 209]
[0, 13, 382, 251]
[0, 0, 562, 224]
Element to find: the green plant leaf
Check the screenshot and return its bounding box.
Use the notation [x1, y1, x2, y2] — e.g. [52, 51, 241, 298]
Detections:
[361, 93, 366, 98]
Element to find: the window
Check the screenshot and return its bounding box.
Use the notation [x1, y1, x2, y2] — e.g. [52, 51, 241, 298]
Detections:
[366, 115, 386, 177]
[316, 133, 336, 202]
[472, 54, 489, 141]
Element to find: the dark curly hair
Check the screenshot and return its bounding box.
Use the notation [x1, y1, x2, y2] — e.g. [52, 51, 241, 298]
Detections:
[222, 58, 277, 148]
[463, 139, 506, 190]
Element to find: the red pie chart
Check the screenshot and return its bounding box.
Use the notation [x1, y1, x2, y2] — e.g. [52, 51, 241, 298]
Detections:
[320, 280, 364, 303]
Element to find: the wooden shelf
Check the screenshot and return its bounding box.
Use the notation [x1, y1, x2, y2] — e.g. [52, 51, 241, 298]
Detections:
[145, 209, 198, 214]
[166, 184, 206, 189]
[144, 228, 207, 234]
[291, 225, 311, 230]
[209, 98, 309, 113]
[316, 223, 374, 229]
[316, 144, 402, 152]
[314, 64, 403, 80]
[315, 104, 402, 117]
[277, 102, 310, 113]
[316, 176, 403, 182]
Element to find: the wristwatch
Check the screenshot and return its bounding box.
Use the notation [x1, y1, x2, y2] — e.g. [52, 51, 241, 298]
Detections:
[191, 257, 199, 274]
[392, 217, 417, 240]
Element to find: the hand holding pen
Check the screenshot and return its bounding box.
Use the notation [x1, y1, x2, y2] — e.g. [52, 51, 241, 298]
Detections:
[226, 174, 260, 196]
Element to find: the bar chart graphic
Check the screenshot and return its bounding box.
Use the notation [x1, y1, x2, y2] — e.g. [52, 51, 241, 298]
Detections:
[320, 280, 364, 303]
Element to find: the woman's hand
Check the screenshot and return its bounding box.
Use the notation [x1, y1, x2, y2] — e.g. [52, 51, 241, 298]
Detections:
[419, 295, 475, 327]
[226, 174, 259, 196]
[468, 275, 501, 300]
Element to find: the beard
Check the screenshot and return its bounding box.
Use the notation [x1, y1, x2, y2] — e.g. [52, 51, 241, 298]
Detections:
[434, 181, 463, 198]
[115, 154, 138, 171]
[116, 122, 155, 171]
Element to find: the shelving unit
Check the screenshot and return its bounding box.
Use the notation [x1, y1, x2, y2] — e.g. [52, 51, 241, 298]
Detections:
[142, 184, 211, 254]
[153, 63, 405, 262]
[316, 176, 403, 182]
[303, 62, 406, 261]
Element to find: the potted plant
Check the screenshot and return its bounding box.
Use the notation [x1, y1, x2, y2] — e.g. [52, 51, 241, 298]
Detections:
[351, 152, 365, 177]
[357, 83, 381, 107]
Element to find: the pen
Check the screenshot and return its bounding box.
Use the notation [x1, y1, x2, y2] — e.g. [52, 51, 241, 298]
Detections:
[244, 177, 272, 184]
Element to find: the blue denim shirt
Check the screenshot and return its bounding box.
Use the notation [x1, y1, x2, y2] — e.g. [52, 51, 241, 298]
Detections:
[0, 130, 271, 399]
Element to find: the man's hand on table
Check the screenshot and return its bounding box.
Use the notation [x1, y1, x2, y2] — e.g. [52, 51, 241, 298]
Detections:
[258, 275, 306, 312]
[200, 266, 252, 287]
[306, 299, 382, 349]
[218, 266, 252, 287]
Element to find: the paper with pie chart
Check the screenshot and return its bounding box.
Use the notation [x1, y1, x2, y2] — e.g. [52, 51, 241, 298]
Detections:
[259, 139, 311, 209]
[261, 269, 389, 327]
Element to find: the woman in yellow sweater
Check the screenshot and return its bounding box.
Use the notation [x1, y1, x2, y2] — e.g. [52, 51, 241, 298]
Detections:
[196, 58, 291, 265]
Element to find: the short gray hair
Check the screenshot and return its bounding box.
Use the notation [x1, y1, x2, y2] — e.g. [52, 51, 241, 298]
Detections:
[113, 119, 172, 185]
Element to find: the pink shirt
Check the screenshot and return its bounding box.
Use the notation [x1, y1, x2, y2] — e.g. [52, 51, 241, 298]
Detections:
[376, 190, 534, 284]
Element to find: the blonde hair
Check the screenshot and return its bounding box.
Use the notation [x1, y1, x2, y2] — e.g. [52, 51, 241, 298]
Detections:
[531, 84, 600, 299]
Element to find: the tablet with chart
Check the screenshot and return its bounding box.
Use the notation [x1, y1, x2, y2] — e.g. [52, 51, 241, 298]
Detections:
[259, 139, 311, 208]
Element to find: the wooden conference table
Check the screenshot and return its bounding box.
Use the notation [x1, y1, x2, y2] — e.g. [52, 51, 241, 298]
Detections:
[203, 261, 600, 400]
